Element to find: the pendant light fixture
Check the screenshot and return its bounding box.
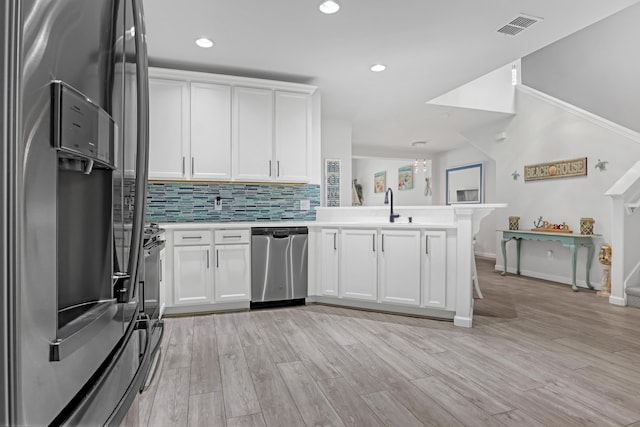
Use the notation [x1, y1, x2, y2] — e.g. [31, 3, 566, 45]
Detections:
[411, 141, 428, 173]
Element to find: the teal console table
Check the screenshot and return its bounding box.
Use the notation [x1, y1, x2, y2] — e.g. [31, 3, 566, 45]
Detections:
[500, 230, 599, 291]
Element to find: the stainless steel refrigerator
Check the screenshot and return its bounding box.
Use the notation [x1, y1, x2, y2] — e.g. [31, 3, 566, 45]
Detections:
[1, 0, 158, 425]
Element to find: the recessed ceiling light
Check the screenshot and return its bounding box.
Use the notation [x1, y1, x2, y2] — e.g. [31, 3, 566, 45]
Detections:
[370, 64, 386, 72]
[195, 37, 214, 48]
[318, 0, 340, 14]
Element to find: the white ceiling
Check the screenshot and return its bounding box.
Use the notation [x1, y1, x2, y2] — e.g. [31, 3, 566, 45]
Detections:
[143, 0, 639, 155]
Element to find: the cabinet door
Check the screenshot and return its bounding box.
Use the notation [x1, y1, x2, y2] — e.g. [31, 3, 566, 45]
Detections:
[148, 78, 189, 179]
[159, 248, 166, 317]
[232, 87, 273, 181]
[173, 245, 212, 305]
[422, 230, 447, 308]
[274, 91, 310, 182]
[380, 230, 421, 306]
[214, 244, 251, 302]
[320, 229, 339, 296]
[190, 83, 232, 180]
[340, 229, 377, 301]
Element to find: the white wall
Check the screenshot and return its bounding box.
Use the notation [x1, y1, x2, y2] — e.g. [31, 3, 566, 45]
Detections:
[466, 88, 640, 289]
[436, 147, 497, 257]
[321, 118, 352, 206]
[352, 157, 433, 206]
[522, 3, 640, 134]
[428, 61, 517, 114]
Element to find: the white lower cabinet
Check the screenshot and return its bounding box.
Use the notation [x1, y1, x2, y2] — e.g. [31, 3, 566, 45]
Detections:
[214, 244, 250, 302]
[320, 229, 339, 296]
[340, 229, 378, 301]
[379, 229, 421, 306]
[159, 246, 166, 317]
[166, 228, 251, 313]
[173, 245, 213, 305]
[318, 227, 447, 312]
[422, 230, 447, 308]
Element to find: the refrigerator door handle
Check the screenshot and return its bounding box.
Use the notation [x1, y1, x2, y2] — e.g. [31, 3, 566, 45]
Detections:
[127, 0, 150, 295]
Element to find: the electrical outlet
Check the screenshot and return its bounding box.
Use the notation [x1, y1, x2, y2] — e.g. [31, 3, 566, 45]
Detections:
[300, 200, 310, 211]
[215, 197, 222, 211]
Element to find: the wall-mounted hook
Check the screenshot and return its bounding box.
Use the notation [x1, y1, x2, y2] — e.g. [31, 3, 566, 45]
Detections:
[595, 159, 608, 171]
[512, 170, 520, 181]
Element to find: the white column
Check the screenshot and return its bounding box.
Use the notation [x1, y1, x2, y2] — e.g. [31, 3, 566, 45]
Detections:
[454, 208, 474, 327]
[608, 196, 626, 306]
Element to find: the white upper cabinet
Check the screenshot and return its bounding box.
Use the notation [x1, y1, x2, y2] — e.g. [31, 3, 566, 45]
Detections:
[190, 83, 232, 180]
[146, 68, 316, 183]
[274, 91, 311, 182]
[232, 87, 274, 181]
[148, 78, 189, 179]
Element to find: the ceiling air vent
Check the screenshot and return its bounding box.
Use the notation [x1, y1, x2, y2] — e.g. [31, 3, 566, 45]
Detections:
[497, 14, 541, 36]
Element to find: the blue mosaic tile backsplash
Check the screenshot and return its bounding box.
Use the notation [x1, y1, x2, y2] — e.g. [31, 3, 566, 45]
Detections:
[145, 182, 320, 223]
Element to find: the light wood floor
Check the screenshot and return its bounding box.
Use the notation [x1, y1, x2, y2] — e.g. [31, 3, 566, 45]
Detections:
[122, 258, 640, 427]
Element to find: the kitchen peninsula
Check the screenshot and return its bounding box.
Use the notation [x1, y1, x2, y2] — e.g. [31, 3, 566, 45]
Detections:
[307, 204, 505, 327]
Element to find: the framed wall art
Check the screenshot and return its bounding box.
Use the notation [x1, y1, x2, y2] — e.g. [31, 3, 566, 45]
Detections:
[398, 165, 413, 191]
[324, 158, 341, 207]
[374, 171, 386, 193]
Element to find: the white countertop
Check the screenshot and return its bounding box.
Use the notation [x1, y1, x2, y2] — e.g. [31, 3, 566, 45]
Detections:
[159, 220, 456, 230]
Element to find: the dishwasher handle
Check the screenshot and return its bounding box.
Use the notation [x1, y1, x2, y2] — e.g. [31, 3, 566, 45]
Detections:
[272, 233, 290, 239]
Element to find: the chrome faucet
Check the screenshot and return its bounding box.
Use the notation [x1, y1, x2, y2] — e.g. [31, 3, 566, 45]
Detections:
[384, 188, 400, 223]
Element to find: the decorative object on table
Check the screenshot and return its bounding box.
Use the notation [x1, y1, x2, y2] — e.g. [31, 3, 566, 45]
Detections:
[597, 244, 612, 297]
[580, 217, 595, 235]
[374, 171, 386, 193]
[524, 157, 587, 181]
[324, 158, 341, 207]
[594, 159, 608, 171]
[445, 163, 483, 205]
[352, 179, 363, 206]
[531, 217, 573, 233]
[512, 170, 520, 181]
[508, 216, 520, 230]
[424, 177, 432, 196]
[398, 165, 413, 191]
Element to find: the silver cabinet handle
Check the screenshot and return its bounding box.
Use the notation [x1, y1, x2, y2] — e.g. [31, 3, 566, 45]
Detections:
[182, 157, 185, 175]
[223, 235, 242, 239]
[269, 160, 272, 177]
[216, 250, 219, 268]
[277, 160, 280, 177]
[382, 234, 385, 252]
[425, 235, 429, 254]
[333, 233, 337, 250]
[159, 258, 163, 282]
[372, 234, 376, 252]
[206, 250, 210, 269]
[182, 236, 202, 240]
[191, 157, 195, 175]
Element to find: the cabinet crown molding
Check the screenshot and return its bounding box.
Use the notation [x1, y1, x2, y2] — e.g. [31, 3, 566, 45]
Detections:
[148, 66, 317, 95]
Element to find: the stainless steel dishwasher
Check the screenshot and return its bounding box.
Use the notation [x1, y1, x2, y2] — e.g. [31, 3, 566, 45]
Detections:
[251, 227, 308, 307]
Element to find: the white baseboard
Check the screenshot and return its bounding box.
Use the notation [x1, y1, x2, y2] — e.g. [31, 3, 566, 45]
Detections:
[474, 251, 496, 259]
[609, 295, 626, 306]
[454, 316, 472, 328]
